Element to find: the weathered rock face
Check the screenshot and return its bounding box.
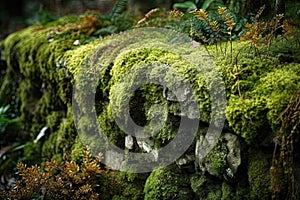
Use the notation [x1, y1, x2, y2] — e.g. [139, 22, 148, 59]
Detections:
[224, 133, 241, 174]
[195, 132, 240, 179]
[0, 12, 300, 199]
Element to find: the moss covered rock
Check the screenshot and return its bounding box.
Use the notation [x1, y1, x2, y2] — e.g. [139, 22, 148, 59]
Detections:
[1, 10, 300, 199]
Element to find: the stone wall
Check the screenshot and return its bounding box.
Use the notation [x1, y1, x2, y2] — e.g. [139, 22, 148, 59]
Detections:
[1, 12, 300, 199]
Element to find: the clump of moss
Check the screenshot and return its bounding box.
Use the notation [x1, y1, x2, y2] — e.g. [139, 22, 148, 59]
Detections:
[144, 165, 193, 200]
[111, 172, 147, 200]
[201, 137, 228, 177]
[42, 104, 76, 162]
[253, 64, 300, 130]
[247, 149, 272, 199]
[214, 41, 300, 144]
[190, 172, 223, 199]
[226, 95, 267, 144]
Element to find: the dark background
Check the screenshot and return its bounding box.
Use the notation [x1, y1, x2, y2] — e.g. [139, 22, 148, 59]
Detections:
[0, 0, 299, 39]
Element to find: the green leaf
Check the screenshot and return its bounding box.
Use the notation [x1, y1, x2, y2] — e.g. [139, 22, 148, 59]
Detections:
[201, 0, 216, 10]
[173, 1, 197, 10]
[0, 105, 9, 116]
[110, 0, 128, 21]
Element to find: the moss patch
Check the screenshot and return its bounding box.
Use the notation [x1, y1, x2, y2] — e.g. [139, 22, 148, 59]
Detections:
[144, 165, 193, 200]
[248, 149, 272, 199]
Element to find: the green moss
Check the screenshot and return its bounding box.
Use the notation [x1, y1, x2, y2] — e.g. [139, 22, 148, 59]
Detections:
[46, 111, 64, 132]
[23, 141, 43, 165]
[42, 104, 76, 161]
[253, 64, 300, 130]
[1, 14, 104, 164]
[112, 172, 146, 200]
[226, 95, 267, 144]
[221, 182, 234, 200]
[68, 28, 225, 155]
[18, 79, 37, 122]
[247, 149, 271, 199]
[190, 173, 222, 199]
[70, 137, 85, 162]
[214, 41, 300, 144]
[144, 165, 193, 200]
[202, 137, 228, 177]
[106, 47, 214, 145]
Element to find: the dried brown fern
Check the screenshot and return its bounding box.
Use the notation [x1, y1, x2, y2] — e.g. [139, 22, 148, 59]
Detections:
[5, 148, 118, 200]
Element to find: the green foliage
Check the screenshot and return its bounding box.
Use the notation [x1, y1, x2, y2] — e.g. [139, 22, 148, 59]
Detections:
[240, 12, 285, 51]
[144, 165, 193, 200]
[0, 105, 24, 188]
[110, 0, 128, 21]
[25, 6, 58, 26]
[173, 1, 198, 11]
[173, 0, 220, 12]
[1, 5, 300, 199]
[0, 105, 19, 134]
[167, 6, 249, 48]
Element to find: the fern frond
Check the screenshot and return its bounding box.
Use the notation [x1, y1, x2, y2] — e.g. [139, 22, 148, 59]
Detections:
[110, 0, 128, 20]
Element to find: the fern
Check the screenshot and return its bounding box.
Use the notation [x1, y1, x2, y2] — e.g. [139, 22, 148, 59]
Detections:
[110, 0, 128, 21]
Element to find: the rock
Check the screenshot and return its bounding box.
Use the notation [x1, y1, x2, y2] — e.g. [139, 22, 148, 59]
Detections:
[125, 135, 134, 150]
[163, 86, 191, 102]
[176, 154, 195, 166]
[136, 138, 158, 161]
[137, 138, 154, 153]
[224, 133, 241, 174]
[195, 133, 219, 161]
[104, 150, 124, 171]
[195, 133, 241, 178]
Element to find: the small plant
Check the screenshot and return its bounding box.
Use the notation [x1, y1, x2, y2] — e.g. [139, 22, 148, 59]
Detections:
[4, 148, 117, 200]
[173, 0, 218, 12]
[240, 5, 286, 55]
[0, 105, 19, 134]
[0, 105, 22, 189]
[189, 7, 237, 59]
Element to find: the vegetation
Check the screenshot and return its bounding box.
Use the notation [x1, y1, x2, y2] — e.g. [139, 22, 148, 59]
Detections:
[0, 0, 299, 199]
[1, 148, 120, 200]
